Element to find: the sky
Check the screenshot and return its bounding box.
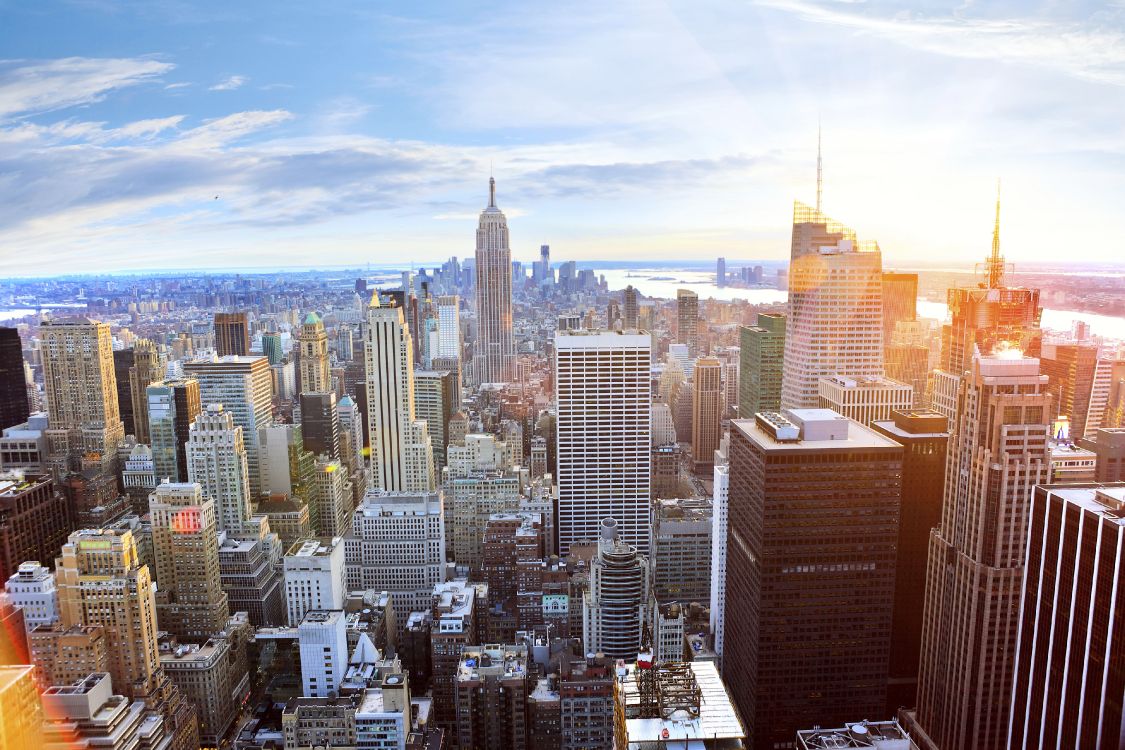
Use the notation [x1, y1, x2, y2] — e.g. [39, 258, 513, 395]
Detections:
[1, 0, 1123, 276]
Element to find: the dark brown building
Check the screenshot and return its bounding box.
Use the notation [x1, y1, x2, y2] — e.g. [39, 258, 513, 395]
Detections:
[113, 347, 137, 437]
[1084, 427, 1125, 482]
[214, 311, 250, 357]
[871, 410, 949, 714]
[1041, 339, 1099, 438]
[454, 644, 530, 750]
[0, 474, 70, 582]
[0, 327, 29, 432]
[724, 409, 902, 750]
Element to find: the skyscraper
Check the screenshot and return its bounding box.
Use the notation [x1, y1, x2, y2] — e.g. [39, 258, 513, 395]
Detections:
[261, 331, 284, 365]
[300, 391, 340, 460]
[185, 404, 251, 534]
[871, 409, 949, 713]
[817, 374, 914, 427]
[881, 272, 918, 345]
[934, 190, 1041, 419]
[183, 355, 274, 498]
[147, 378, 201, 484]
[312, 457, 352, 537]
[473, 177, 515, 384]
[623, 285, 639, 329]
[436, 295, 461, 359]
[128, 338, 162, 444]
[781, 203, 884, 409]
[555, 330, 652, 554]
[1040, 339, 1100, 439]
[364, 295, 435, 493]
[724, 409, 902, 749]
[0, 665, 42, 749]
[0, 474, 71, 583]
[297, 312, 331, 393]
[676, 289, 699, 357]
[691, 357, 724, 473]
[414, 369, 457, 473]
[213, 312, 249, 357]
[916, 352, 1052, 750]
[738, 313, 785, 419]
[56, 528, 161, 698]
[149, 482, 230, 639]
[113, 347, 136, 437]
[1008, 484, 1125, 748]
[582, 518, 650, 661]
[716, 257, 726, 287]
[39, 317, 125, 461]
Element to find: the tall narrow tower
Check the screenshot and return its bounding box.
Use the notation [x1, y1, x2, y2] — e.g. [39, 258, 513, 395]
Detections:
[298, 312, 330, 393]
[916, 352, 1052, 750]
[186, 403, 252, 534]
[933, 187, 1042, 419]
[364, 295, 435, 493]
[473, 177, 515, 384]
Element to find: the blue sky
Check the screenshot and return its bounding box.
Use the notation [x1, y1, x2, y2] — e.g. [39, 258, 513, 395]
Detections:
[0, 0, 1123, 275]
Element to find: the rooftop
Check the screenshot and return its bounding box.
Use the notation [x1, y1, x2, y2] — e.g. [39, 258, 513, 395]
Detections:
[1043, 484, 1125, 527]
[620, 661, 744, 747]
[736, 410, 901, 452]
[797, 719, 918, 749]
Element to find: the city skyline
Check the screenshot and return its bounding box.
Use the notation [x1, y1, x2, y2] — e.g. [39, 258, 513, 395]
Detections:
[2, 2, 1124, 275]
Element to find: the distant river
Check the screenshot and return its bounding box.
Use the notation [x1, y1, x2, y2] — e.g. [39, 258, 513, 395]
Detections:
[597, 268, 1125, 340]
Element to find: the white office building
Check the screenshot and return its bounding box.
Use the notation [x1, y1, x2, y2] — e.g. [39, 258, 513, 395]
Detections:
[298, 609, 348, 697]
[817, 375, 914, 427]
[364, 296, 435, 493]
[555, 330, 652, 554]
[284, 537, 346, 627]
[345, 491, 446, 619]
[709, 440, 729, 669]
[4, 562, 58, 628]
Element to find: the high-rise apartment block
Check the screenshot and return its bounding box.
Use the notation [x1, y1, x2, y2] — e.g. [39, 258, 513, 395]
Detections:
[691, 357, 724, 473]
[473, 178, 516, 384]
[555, 330, 652, 554]
[454, 643, 530, 750]
[738, 313, 785, 419]
[56, 528, 161, 698]
[582, 518, 650, 661]
[149, 482, 230, 639]
[147, 378, 201, 483]
[297, 312, 331, 393]
[1008, 484, 1125, 748]
[364, 295, 435, 493]
[676, 288, 700, 357]
[725, 408, 902, 749]
[185, 403, 251, 534]
[183, 355, 273, 498]
[214, 311, 250, 357]
[127, 338, 162, 444]
[0, 473, 70, 582]
[916, 353, 1051, 750]
[650, 497, 711, 605]
[284, 536, 346, 626]
[782, 205, 885, 409]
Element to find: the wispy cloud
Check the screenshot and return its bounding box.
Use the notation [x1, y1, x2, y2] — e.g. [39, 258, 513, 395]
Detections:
[0, 57, 172, 119]
[209, 74, 247, 91]
[756, 0, 1125, 85]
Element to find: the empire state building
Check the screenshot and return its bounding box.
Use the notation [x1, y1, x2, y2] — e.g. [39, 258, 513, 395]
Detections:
[473, 177, 515, 384]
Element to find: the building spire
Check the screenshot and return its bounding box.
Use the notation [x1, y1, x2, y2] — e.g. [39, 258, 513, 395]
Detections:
[816, 121, 823, 213]
[987, 179, 1005, 288]
[488, 175, 496, 208]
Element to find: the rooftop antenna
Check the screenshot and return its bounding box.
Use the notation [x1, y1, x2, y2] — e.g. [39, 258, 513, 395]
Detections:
[987, 179, 1004, 288]
[816, 121, 823, 213]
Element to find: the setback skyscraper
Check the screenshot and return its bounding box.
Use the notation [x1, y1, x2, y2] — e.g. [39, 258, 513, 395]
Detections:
[364, 295, 435, 493]
[473, 177, 515, 384]
[186, 404, 252, 534]
[298, 312, 331, 393]
[916, 352, 1051, 750]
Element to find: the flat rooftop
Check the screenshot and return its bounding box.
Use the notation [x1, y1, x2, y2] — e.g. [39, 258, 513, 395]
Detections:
[734, 414, 901, 452]
[1043, 485, 1125, 527]
[621, 661, 744, 746]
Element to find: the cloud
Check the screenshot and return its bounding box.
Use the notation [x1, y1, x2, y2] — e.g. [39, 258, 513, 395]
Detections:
[176, 110, 293, 147]
[209, 75, 248, 91]
[0, 57, 173, 119]
[755, 0, 1125, 85]
[164, 82, 191, 90]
